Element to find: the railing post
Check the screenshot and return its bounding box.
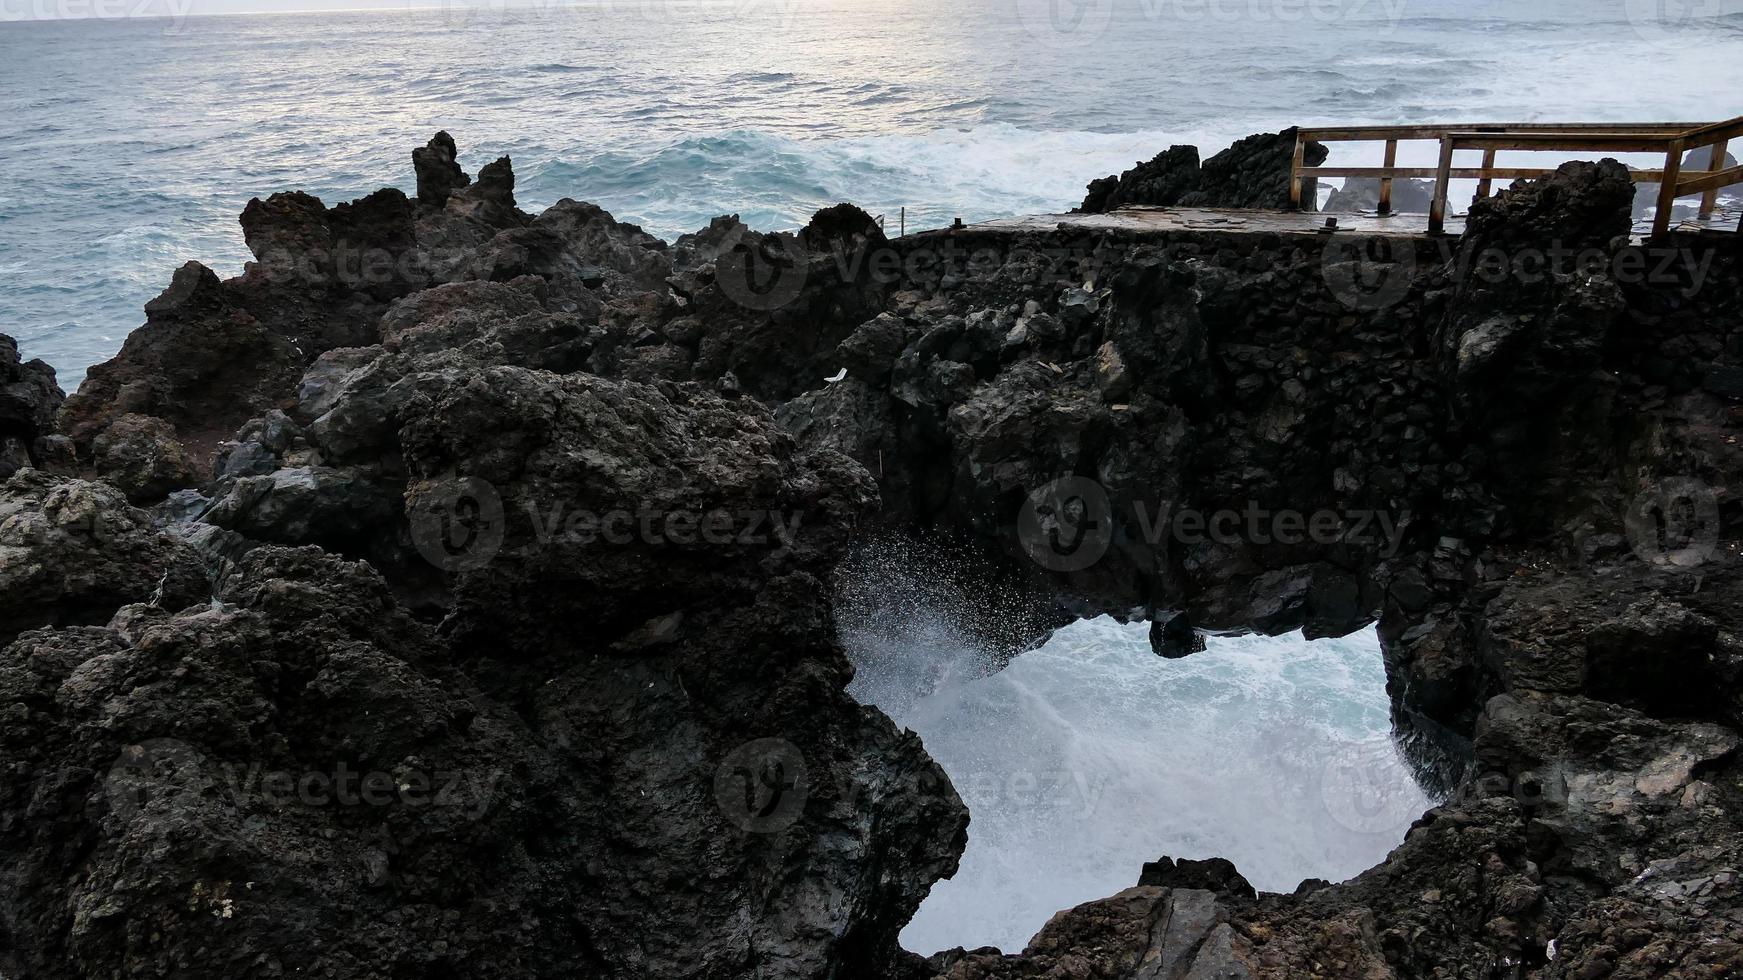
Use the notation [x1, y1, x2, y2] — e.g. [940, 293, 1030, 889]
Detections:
[1654, 139, 1686, 239]
[1290, 133, 1306, 211]
[1700, 138, 1729, 219]
[1428, 136, 1455, 235]
[1475, 149, 1497, 198]
[1378, 139, 1397, 215]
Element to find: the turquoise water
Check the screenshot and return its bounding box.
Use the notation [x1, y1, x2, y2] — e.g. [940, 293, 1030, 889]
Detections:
[2, 0, 1741, 386]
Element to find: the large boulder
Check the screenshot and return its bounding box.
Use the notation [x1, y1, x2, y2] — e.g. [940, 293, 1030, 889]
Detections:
[0, 469, 208, 648]
[1079, 130, 1327, 213]
[1324, 176, 1437, 213]
[57, 261, 304, 467]
[412, 129, 471, 207]
[90, 413, 198, 503]
[0, 332, 65, 478]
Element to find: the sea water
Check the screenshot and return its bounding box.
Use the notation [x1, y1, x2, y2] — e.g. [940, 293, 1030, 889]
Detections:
[4, 0, 1742, 387]
[845, 612, 1434, 955]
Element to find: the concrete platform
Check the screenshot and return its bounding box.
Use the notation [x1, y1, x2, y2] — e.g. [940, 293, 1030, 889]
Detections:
[964, 203, 1741, 242]
[967, 205, 1466, 239]
[1652, 203, 1743, 238]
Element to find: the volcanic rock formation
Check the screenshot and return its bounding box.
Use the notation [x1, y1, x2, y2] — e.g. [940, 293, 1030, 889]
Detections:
[2, 132, 1740, 980]
[1079, 128, 1328, 213]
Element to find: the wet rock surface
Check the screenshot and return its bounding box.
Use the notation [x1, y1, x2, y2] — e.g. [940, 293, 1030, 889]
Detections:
[4, 133, 1743, 979]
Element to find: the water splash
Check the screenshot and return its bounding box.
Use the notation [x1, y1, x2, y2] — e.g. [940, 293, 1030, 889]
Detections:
[844, 598, 1434, 955]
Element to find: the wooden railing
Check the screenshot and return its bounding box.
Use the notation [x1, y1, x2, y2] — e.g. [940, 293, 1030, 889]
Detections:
[1289, 117, 1743, 237]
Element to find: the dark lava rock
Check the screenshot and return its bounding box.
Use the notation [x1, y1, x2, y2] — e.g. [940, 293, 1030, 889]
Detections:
[1080, 130, 1328, 213]
[11, 130, 1743, 980]
[1181, 128, 1328, 209]
[447, 154, 524, 228]
[0, 469, 209, 648]
[1324, 175, 1436, 213]
[89, 412, 197, 503]
[58, 261, 304, 469]
[1138, 856, 1256, 900]
[1147, 609, 1204, 659]
[412, 129, 471, 206]
[0, 332, 64, 477]
[1080, 145, 1201, 213]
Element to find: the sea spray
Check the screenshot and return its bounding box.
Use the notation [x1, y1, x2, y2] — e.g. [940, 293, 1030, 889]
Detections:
[836, 541, 1436, 954]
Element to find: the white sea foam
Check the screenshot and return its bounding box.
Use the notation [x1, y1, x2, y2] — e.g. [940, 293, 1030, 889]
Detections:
[846, 614, 1434, 955]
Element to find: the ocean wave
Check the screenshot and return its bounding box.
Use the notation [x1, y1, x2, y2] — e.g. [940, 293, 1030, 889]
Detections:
[516, 123, 1256, 241]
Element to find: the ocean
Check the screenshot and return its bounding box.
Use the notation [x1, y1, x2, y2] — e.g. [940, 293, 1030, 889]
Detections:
[3, 0, 1742, 389]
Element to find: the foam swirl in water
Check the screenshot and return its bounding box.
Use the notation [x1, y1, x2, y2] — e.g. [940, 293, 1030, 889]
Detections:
[840, 557, 1435, 954]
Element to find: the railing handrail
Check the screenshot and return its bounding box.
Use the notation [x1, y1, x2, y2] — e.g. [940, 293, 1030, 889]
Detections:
[1298, 122, 1706, 141]
[1288, 115, 1743, 238]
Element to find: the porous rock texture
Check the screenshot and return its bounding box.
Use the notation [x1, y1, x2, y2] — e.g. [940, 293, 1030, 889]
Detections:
[2, 135, 964, 980]
[791, 158, 1743, 978]
[4, 134, 1742, 979]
